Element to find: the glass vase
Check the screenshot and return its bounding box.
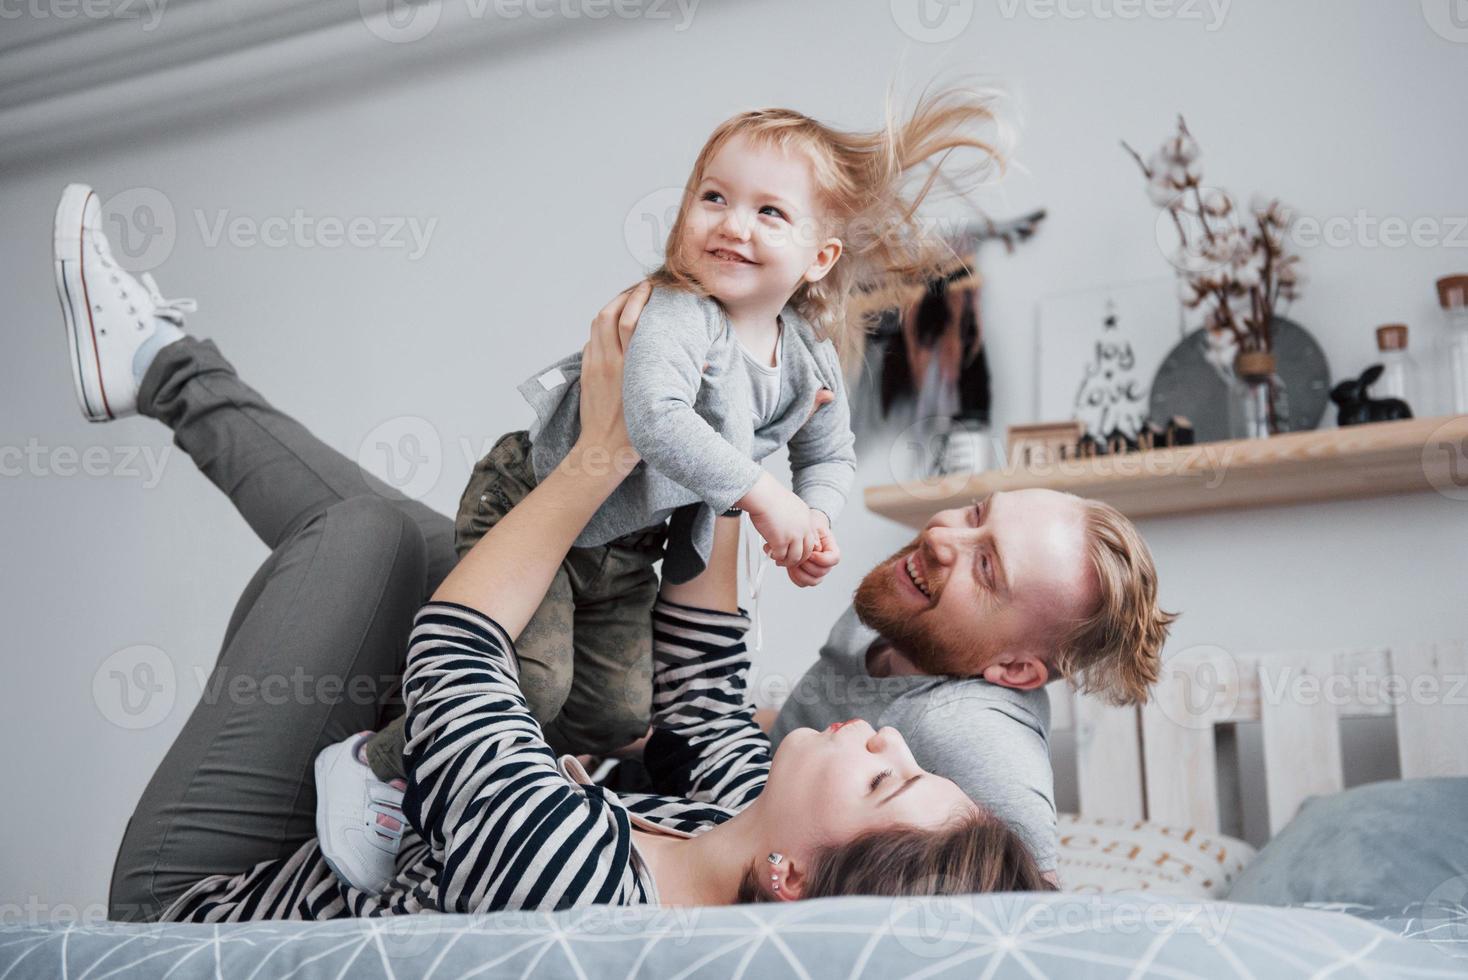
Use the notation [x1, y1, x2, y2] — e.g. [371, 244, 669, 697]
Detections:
[1229, 351, 1290, 439]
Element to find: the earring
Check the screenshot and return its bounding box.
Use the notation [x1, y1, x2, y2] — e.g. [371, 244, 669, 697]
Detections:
[767, 852, 783, 892]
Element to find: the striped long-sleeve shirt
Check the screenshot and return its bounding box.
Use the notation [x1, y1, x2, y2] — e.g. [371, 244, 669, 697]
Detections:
[160, 599, 766, 922]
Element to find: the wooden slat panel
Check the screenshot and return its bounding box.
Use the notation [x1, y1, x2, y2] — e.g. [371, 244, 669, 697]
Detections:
[1258, 653, 1344, 836]
[1229, 649, 1393, 723]
[1052, 642, 1463, 839]
[1393, 642, 1468, 779]
[1141, 703, 1218, 831]
[1074, 696, 1145, 821]
[1140, 649, 1236, 832]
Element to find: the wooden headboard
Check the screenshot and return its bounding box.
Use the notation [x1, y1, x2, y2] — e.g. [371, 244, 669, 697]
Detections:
[1048, 642, 1468, 837]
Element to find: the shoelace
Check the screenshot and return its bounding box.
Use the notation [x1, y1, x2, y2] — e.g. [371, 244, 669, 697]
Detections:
[365, 780, 406, 846]
[140, 272, 198, 325]
[741, 511, 768, 651]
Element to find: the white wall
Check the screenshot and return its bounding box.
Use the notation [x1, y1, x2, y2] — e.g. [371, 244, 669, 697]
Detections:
[3, 0, 1466, 912]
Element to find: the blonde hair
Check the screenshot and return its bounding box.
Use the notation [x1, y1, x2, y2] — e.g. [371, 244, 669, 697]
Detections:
[735, 811, 1052, 904]
[1053, 500, 1178, 707]
[649, 79, 1010, 373]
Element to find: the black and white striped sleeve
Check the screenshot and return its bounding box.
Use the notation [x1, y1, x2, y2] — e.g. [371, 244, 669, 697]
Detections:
[400, 601, 642, 913]
[642, 599, 770, 811]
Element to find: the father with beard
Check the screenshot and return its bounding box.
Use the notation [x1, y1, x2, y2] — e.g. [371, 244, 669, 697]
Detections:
[769, 489, 1175, 877]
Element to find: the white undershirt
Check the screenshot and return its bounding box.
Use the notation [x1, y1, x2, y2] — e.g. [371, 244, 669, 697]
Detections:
[739, 320, 783, 429]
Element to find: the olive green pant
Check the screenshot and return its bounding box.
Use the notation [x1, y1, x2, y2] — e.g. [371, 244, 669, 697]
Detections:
[364, 430, 666, 773]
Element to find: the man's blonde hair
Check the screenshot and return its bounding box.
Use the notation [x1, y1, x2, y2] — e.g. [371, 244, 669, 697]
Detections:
[1053, 500, 1177, 706]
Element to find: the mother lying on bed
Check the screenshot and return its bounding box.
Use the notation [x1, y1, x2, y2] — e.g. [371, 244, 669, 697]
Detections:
[79, 241, 1049, 919]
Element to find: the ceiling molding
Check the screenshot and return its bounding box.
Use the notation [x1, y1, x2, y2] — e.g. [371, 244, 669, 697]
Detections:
[0, 0, 686, 172]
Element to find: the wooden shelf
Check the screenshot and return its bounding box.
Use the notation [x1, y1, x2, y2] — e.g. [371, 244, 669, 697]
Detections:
[865, 414, 1468, 526]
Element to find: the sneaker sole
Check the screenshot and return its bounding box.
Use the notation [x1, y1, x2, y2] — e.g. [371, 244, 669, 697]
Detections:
[52, 184, 111, 422]
[313, 744, 352, 887]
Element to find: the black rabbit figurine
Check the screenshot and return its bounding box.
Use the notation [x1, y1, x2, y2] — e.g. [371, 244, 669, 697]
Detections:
[1329, 364, 1412, 426]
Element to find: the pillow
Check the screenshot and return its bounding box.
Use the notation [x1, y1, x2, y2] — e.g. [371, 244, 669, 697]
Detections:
[1227, 777, 1468, 908]
[1055, 813, 1256, 898]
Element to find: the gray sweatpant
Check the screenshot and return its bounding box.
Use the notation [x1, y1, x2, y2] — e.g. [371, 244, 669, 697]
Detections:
[108, 337, 459, 922]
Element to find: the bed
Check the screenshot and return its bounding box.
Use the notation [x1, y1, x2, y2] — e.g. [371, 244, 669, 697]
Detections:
[0, 892, 1461, 978]
[4, 644, 1465, 978]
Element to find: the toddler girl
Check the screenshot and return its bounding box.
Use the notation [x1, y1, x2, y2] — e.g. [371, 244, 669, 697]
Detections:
[315, 83, 1007, 893]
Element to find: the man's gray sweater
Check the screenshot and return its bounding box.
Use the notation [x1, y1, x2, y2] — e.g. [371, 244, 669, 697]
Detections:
[771, 606, 1059, 872]
[517, 284, 856, 583]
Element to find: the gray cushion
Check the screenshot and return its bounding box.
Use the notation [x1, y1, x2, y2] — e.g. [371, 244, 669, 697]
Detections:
[1227, 777, 1468, 907]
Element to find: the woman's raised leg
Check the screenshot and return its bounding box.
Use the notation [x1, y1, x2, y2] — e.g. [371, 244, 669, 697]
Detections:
[138, 337, 458, 604]
[109, 496, 427, 921]
[51, 184, 455, 919]
[53, 182, 457, 599]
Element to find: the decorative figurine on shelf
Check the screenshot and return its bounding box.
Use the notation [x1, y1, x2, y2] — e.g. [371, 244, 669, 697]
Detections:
[1103, 427, 1139, 455]
[1329, 365, 1413, 426]
[1135, 420, 1168, 451]
[1006, 420, 1084, 467]
[1007, 416, 1194, 467]
[1165, 416, 1196, 446]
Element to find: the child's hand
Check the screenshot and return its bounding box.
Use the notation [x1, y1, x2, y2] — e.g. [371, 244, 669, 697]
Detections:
[789, 522, 840, 588]
[740, 473, 819, 567]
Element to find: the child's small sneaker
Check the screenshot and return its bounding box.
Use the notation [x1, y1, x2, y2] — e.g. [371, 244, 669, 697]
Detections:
[314, 732, 407, 895]
[52, 183, 195, 422]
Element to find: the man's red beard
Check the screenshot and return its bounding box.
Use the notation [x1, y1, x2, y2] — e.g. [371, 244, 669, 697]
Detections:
[852, 543, 977, 677]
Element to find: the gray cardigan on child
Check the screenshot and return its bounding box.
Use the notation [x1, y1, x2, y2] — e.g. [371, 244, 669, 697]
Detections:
[516, 284, 856, 583]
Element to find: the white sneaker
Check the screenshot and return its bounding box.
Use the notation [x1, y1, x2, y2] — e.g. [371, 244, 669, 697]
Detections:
[314, 732, 407, 895]
[52, 183, 195, 422]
